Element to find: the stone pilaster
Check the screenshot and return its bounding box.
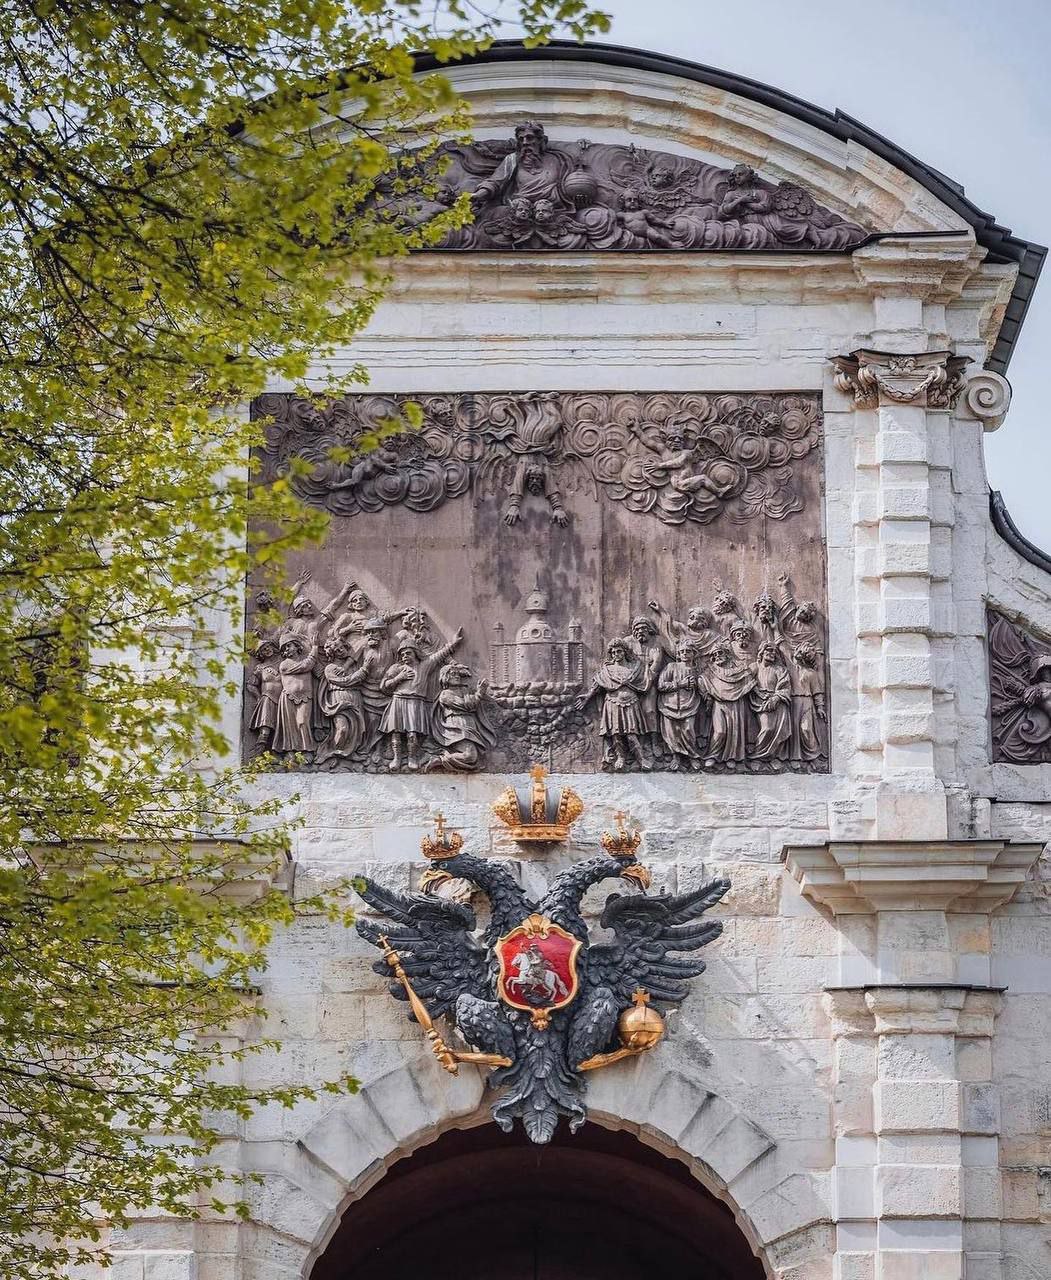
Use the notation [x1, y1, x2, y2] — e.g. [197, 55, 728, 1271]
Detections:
[788, 837, 1037, 1280]
[833, 236, 984, 842]
[823, 986, 1006, 1280]
[833, 345, 965, 842]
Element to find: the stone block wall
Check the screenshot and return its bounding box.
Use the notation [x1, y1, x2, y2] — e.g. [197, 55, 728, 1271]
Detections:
[105, 61, 1051, 1280]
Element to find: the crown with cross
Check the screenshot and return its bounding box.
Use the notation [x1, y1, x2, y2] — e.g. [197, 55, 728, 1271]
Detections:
[600, 811, 643, 861]
[420, 811, 466, 861]
[491, 764, 584, 844]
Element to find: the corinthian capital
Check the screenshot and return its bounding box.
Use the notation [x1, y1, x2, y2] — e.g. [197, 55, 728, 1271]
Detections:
[831, 349, 968, 410]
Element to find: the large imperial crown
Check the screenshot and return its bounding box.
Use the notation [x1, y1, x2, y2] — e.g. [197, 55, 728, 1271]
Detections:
[491, 765, 584, 844]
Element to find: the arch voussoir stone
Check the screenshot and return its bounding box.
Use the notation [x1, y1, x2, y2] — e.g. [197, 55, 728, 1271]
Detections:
[732, 1170, 832, 1260]
[245, 1045, 830, 1280]
[763, 1222, 837, 1280]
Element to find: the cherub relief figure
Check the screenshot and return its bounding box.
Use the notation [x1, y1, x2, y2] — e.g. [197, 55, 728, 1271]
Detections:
[614, 188, 677, 247]
[717, 164, 775, 220]
[628, 419, 733, 501]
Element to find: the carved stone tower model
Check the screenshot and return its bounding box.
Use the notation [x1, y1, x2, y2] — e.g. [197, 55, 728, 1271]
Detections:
[110, 39, 1051, 1280]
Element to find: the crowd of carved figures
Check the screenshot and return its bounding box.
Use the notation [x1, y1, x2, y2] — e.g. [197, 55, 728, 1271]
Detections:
[246, 573, 826, 774]
[988, 609, 1051, 765]
[578, 580, 826, 773]
[378, 122, 867, 253]
[247, 577, 495, 773]
[255, 390, 822, 529]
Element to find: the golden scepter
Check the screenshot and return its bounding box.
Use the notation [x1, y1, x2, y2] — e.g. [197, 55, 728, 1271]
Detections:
[378, 935, 511, 1075]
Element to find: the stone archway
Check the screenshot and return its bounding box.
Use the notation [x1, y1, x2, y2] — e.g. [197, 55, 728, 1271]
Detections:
[236, 1053, 833, 1280]
[309, 1122, 765, 1280]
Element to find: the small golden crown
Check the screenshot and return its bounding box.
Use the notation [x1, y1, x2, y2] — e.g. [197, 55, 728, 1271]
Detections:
[492, 764, 584, 844]
[601, 811, 643, 861]
[421, 812, 465, 861]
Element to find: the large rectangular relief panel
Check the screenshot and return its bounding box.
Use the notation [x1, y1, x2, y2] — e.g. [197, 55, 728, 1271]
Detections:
[245, 391, 829, 775]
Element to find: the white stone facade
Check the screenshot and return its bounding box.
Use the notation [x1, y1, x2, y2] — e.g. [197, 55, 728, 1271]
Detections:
[109, 55, 1051, 1280]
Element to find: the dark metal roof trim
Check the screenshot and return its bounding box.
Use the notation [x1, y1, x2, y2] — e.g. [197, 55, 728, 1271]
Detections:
[990, 490, 1051, 577]
[414, 40, 1045, 374]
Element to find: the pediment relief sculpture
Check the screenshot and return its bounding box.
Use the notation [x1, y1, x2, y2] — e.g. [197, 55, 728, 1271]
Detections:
[380, 121, 869, 252]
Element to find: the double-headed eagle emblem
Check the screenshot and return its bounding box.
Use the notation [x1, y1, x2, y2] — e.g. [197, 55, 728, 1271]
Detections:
[356, 813, 730, 1143]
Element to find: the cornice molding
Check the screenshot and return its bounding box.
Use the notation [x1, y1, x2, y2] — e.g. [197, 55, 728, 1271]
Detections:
[783, 839, 1043, 914]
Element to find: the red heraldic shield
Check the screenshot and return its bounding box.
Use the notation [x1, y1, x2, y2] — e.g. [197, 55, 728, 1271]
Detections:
[496, 915, 581, 1024]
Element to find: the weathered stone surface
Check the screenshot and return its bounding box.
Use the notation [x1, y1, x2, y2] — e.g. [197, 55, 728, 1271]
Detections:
[109, 50, 1051, 1280]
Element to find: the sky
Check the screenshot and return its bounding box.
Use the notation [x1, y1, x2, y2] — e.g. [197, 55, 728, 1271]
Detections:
[570, 0, 1051, 546]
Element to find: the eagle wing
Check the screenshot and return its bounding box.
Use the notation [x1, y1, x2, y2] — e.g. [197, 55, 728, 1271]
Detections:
[590, 877, 731, 1004]
[454, 992, 518, 1064]
[567, 878, 729, 1065]
[356, 878, 490, 1020]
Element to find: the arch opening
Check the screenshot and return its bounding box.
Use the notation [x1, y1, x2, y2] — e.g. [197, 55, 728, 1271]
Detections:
[309, 1121, 766, 1280]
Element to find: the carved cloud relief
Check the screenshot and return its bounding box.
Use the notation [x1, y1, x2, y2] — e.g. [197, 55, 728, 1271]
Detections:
[381, 122, 869, 253]
[255, 390, 822, 529]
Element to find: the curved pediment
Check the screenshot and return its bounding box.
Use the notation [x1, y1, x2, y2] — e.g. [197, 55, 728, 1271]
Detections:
[388, 42, 1043, 371]
[414, 128, 868, 253]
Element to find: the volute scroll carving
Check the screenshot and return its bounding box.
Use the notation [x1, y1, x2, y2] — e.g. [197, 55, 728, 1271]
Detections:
[832, 349, 968, 410]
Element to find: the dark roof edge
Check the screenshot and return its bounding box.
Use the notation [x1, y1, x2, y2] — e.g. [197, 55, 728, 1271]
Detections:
[990, 490, 1051, 577]
[414, 40, 1045, 374]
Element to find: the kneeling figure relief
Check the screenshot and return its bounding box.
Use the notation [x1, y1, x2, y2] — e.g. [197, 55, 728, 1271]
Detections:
[244, 390, 830, 775]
